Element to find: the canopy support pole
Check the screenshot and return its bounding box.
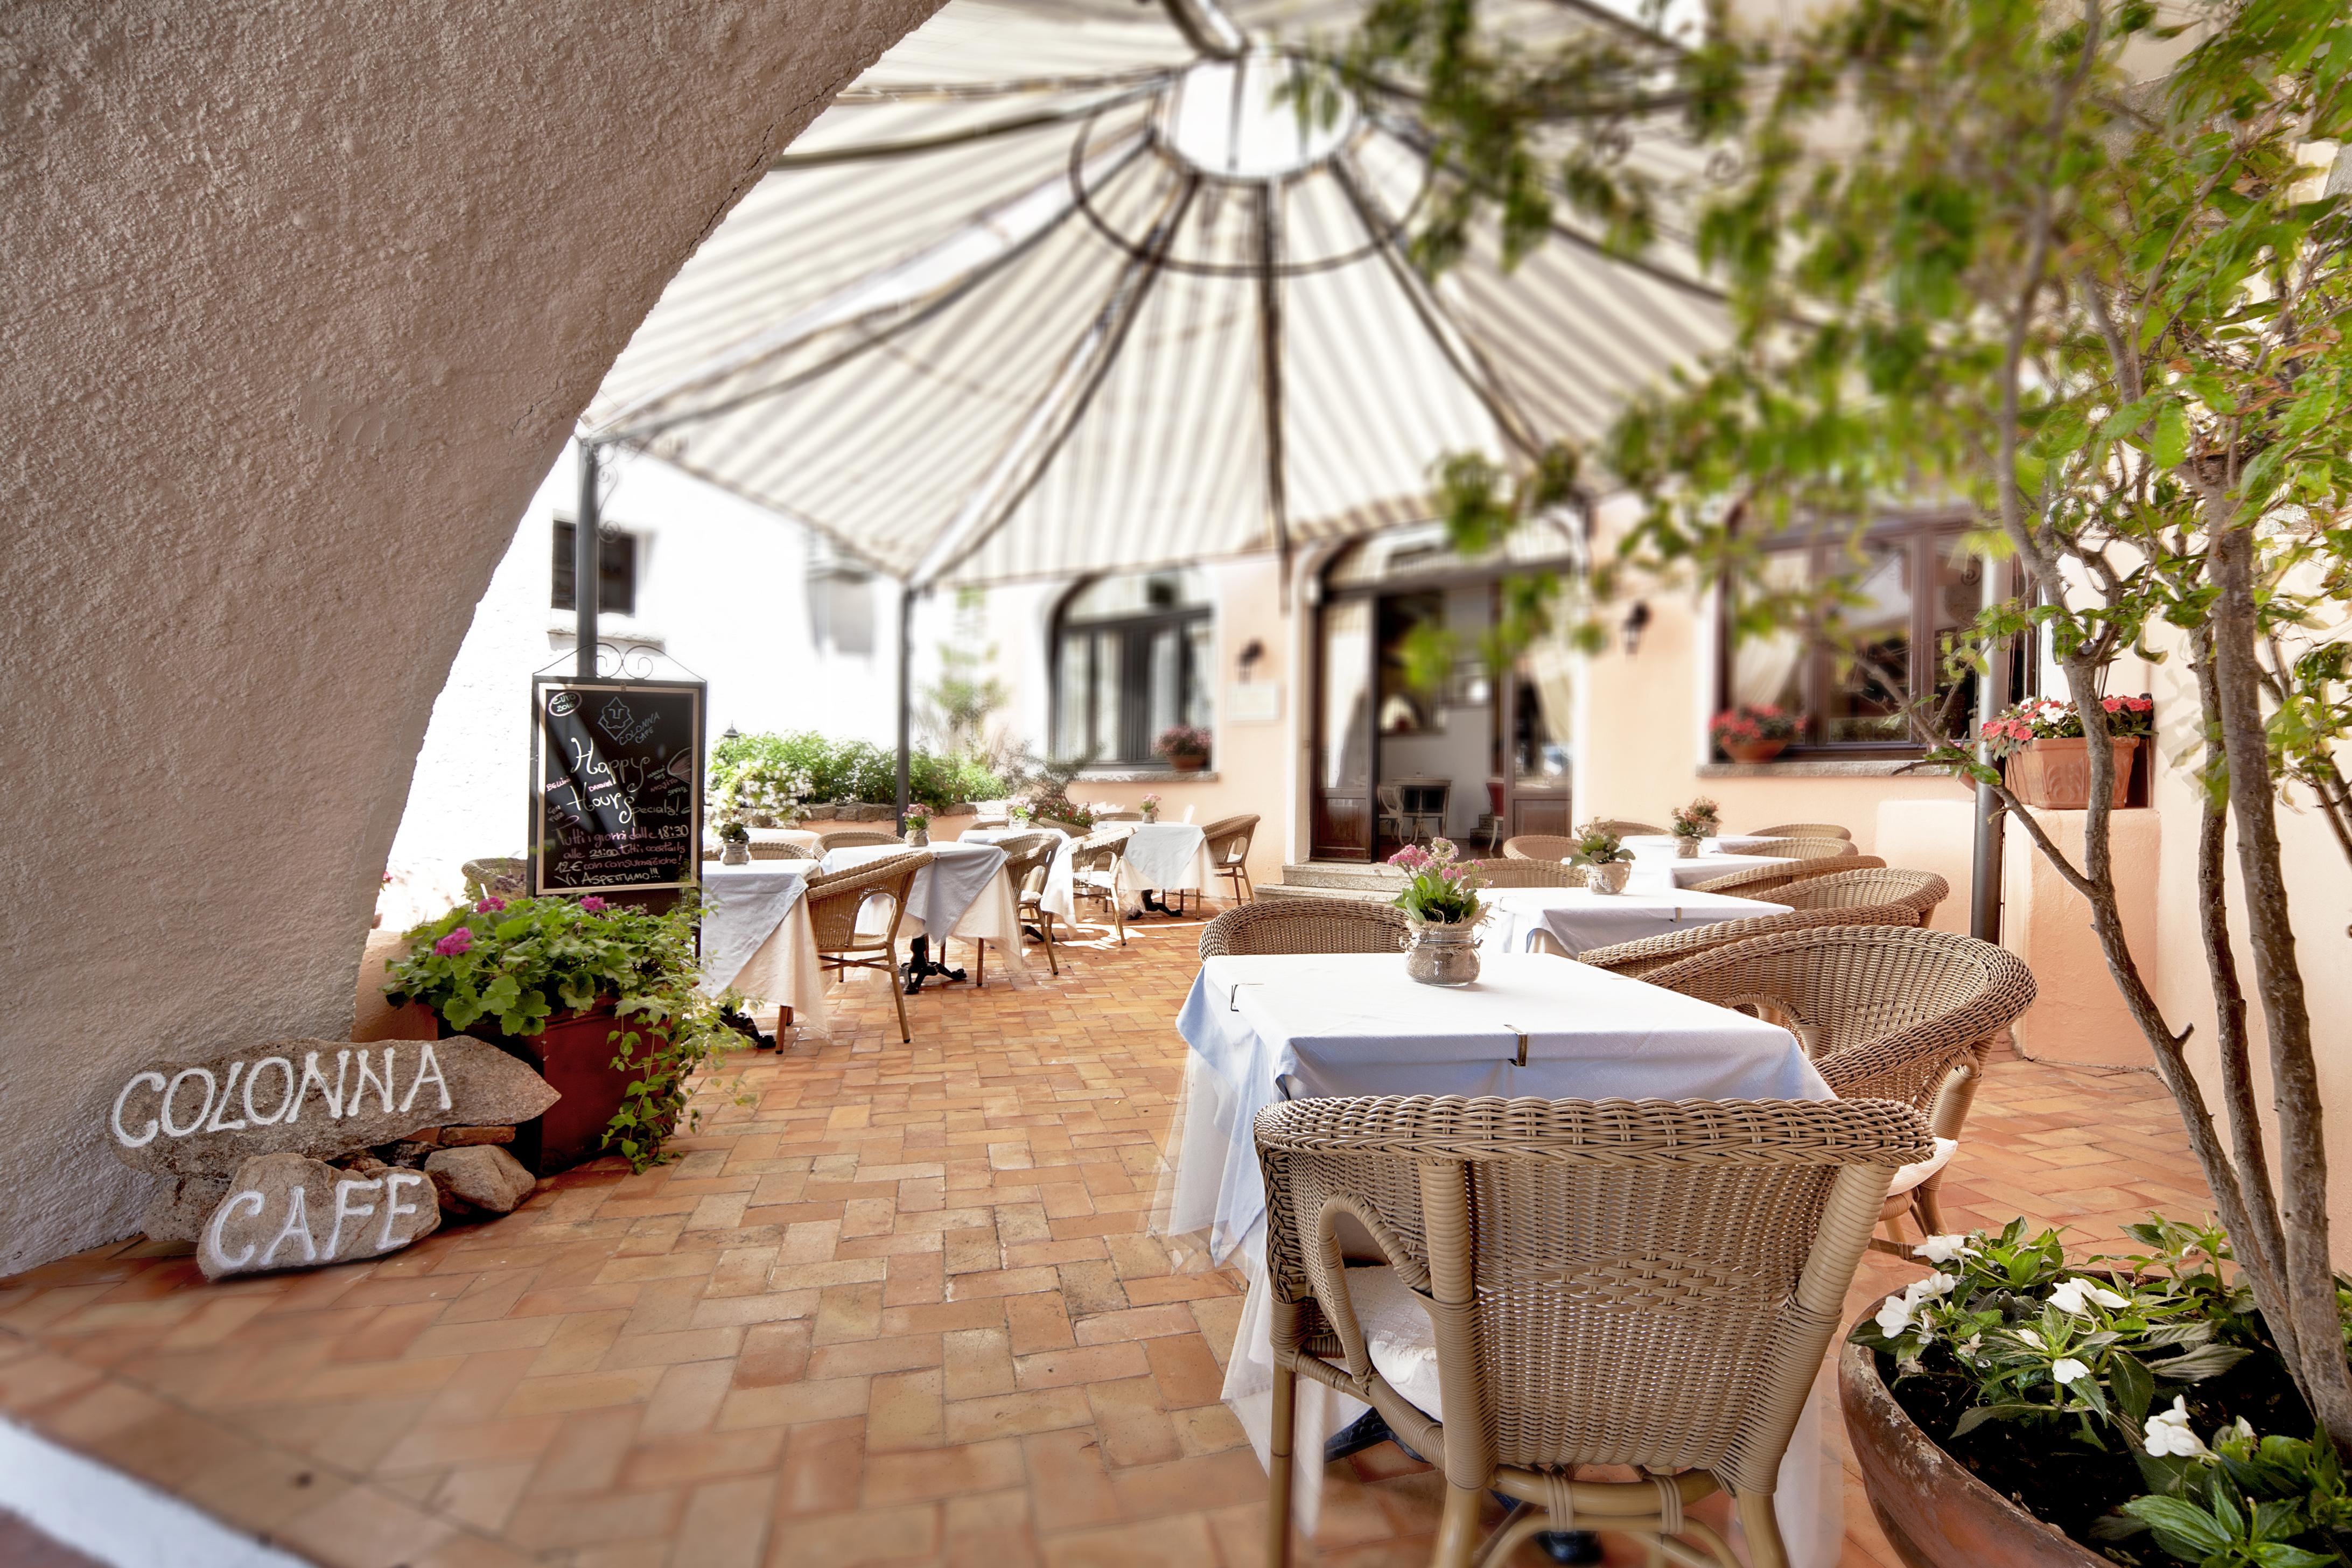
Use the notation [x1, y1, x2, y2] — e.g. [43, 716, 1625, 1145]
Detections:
[575, 441, 600, 680]
[895, 583, 916, 834]
[1970, 558, 2011, 941]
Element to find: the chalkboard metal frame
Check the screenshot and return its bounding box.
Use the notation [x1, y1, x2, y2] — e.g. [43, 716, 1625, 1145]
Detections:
[528, 676, 706, 898]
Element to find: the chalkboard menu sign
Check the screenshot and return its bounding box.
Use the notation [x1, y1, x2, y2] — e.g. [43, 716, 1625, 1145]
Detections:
[529, 677, 704, 896]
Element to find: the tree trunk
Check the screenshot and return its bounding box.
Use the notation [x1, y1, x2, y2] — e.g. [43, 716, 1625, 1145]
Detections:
[2209, 521, 2352, 1452]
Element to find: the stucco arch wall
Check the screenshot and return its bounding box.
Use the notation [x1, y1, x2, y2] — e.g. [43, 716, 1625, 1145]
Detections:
[0, 0, 939, 1274]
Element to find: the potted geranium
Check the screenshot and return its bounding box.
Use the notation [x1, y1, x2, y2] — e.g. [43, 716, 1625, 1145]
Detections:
[904, 810, 930, 847]
[1842, 1215, 2330, 1568]
[716, 818, 752, 865]
[1669, 797, 1720, 858]
[1981, 696, 2153, 811]
[1388, 838, 1486, 986]
[1711, 703, 1801, 763]
[387, 894, 738, 1175]
[1140, 792, 1161, 823]
[1155, 725, 1212, 772]
[1570, 821, 1636, 893]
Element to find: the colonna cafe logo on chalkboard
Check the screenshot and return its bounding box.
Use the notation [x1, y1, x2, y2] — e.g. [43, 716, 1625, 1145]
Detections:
[529, 676, 704, 897]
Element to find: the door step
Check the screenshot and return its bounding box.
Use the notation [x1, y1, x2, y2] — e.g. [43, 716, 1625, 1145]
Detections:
[1269, 862, 1407, 904]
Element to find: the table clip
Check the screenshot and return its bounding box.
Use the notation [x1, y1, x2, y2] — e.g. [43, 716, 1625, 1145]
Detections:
[1510, 1027, 1530, 1068]
[1228, 981, 1262, 1012]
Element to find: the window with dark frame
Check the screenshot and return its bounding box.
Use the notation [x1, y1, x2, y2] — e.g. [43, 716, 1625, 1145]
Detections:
[1051, 571, 1213, 767]
[1718, 514, 1993, 756]
[551, 520, 639, 617]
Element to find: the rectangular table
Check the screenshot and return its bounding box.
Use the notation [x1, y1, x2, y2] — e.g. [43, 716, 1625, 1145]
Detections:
[821, 842, 1025, 987]
[1626, 851, 1794, 892]
[698, 861, 829, 1033]
[1482, 885, 1789, 956]
[1621, 833, 1782, 857]
[1158, 952, 1841, 1563]
[961, 825, 1075, 924]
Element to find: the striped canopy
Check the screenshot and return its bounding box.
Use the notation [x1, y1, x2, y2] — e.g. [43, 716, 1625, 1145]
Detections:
[583, 0, 1728, 588]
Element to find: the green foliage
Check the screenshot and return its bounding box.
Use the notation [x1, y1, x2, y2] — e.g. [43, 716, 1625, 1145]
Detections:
[385, 893, 744, 1172]
[1386, 837, 1486, 922]
[710, 730, 1004, 815]
[1567, 821, 1634, 865]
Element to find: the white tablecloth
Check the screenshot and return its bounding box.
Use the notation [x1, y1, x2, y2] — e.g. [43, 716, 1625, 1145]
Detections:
[1118, 822, 1215, 894]
[699, 862, 828, 1032]
[1158, 952, 1838, 1562]
[1627, 852, 1794, 892]
[1482, 886, 1790, 956]
[821, 841, 1013, 944]
[1622, 834, 1781, 857]
[963, 825, 1079, 925]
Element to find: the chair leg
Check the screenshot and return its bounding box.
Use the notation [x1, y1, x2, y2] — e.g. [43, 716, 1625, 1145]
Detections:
[974, 938, 984, 990]
[1266, 1362, 1297, 1568]
[1733, 1492, 1789, 1568]
[1434, 1480, 1486, 1568]
[1914, 1176, 1948, 1238]
[889, 956, 913, 1044]
[1040, 912, 1058, 975]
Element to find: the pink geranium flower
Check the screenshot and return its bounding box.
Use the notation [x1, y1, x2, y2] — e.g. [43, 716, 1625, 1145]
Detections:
[474, 895, 507, 913]
[432, 928, 474, 957]
[1388, 845, 1433, 871]
[580, 896, 609, 913]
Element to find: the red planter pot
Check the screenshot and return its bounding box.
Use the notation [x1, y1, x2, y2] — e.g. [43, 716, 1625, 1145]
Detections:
[1168, 753, 1208, 773]
[2004, 737, 2135, 810]
[443, 1002, 668, 1175]
[1721, 738, 1789, 764]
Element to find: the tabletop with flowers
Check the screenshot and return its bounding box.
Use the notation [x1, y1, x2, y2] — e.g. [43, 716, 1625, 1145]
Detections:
[1386, 837, 1485, 924]
[1979, 695, 2157, 758]
[1857, 1215, 2350, 1565]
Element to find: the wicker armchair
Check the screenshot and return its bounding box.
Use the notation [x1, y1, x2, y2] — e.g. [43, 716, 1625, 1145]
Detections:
[1644, 926, 2037, 1249]
[1576, 869, 1951, 979]
[803, 850, 932, 1044]
[1742, 836, 1857, 860]
[1199, 900, 1411, 958]
[996, 831, 1062, 977]
[1199, 814, 1261, 904]
[461, 857, 527, 901]
[1035, 815, 1091, 837]
[1501, 834, 1578, 861]
[1743, 822, 1852, 841]
[1591, 818, 1666, 837]
[1068, 828, 1134, 946]
[818, 829, 904, 852]
[1254, 1095, 1930, 1568]
[1688, 856, 1885, 899]
[1467, 858, 1586, 888]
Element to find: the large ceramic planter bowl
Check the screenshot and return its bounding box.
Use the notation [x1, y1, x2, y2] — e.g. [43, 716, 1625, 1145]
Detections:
[2005, 737, 2136, 810]
[1839, 1338, 2105, 1568]
[443, 1002, 669, 1176]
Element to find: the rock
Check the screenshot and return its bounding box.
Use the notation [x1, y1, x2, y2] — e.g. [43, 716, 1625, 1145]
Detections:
[423, 1145, 536, 1215]
[102, 1037, 561, 1180]
[197, 1152, 440, 1280]
[401, 1127, 445, 1147]
[436, 1125, 514, 1147]
[377, 1142, 437, 1168]
[142, 1177, 229, 1244]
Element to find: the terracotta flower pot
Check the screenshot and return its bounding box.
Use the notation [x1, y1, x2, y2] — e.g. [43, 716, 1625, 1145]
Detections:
[1839, 1338, 2106, 1568]
[1722, 738, 1789, 764]
[2004, 737, 2135, 810]
[1169, 753, 1208, 773]
[444, 1002, 670, 1175]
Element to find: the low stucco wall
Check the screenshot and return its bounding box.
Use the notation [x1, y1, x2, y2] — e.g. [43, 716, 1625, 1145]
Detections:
[1, 0, 936, 1275]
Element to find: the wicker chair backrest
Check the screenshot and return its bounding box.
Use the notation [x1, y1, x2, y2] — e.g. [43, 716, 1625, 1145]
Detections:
[1574, 891, 1936, 979]
[1686, 856, 1885, 898]
[819, 829, 904, 851]
[1643, 926, 2037, 1111]
[802, 851, 931, 950]
[1068, 828, 1131, 875]
[1741, 836, 1856, 860]
[1035, 816, 1092, 837]
[750, 841, 814, 860]
[1742, 822, 1852, 841]
[1198, 900, 1411, 958]
[995, 832, 1060, 898]
[1200, 814, 1259, 866]
[1468, 858, 1586, 888]
[1254, 1095, 1928, 1489]
[1501, 835, 1579, 862]
[1590, 819, 1667, 837]
[1775, 867, 1947, 921]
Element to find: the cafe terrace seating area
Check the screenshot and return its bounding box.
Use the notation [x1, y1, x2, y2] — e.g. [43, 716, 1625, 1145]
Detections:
[0, 838, 2208, 1568]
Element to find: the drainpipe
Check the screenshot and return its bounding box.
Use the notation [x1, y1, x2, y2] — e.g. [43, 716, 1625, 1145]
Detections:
[895, 583, 916, 834]
[1969, 558, 2010, 942]
[574, 440, 600, 680]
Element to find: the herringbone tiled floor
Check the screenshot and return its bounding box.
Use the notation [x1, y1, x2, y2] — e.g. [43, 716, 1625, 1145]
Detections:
[0, 906, 2210, 1567]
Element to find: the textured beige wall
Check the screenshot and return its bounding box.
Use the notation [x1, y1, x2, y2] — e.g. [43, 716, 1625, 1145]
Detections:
[1, 0, 937, 1273]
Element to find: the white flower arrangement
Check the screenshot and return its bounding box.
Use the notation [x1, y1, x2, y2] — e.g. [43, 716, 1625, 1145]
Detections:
[2048, 1276, 2131, 1315]
[2143, 1396, 2210, 1459]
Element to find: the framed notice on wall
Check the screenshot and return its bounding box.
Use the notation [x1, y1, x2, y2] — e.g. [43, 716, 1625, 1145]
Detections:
[529, 676, 704, 897]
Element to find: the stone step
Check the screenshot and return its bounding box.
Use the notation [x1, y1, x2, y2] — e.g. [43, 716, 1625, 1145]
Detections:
[1276, 860, 1405, 891]
[1258, 881, 1397, 906]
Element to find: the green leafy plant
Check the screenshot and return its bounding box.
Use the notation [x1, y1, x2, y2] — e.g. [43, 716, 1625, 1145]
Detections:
[1387, 837, 1485, 923]
[1154, 725, 1212, 762]
[1709, 704, 1800, 752]
[1569, 822, 1633, 866]
[904, 810, 930, 834]
[716, 820, 750, 845]
[1669, 797, 1721, 839]
[711, 730, 1003, 815]
[386, 893, 742, 1172]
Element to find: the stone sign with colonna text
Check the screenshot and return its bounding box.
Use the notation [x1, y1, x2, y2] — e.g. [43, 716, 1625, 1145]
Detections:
[102, 1037, 560, 1181]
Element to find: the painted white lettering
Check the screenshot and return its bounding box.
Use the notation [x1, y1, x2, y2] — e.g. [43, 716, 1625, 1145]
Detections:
[110, 1072, 165, 1147]
[261, 1186, 317, 1267]
[202, 1190, 265, 1272]
[399, 1043, 451, 1114]
[243, 1057, 296, 1125]
[379, 1171, 429, 1249]
[326, 1178, 380, 1255]
[202, 1062, 249, 1133]
[159, 1069, 218, 1139]
[289, 1050, 347, 1123]
[351, 1048, 396, 1118]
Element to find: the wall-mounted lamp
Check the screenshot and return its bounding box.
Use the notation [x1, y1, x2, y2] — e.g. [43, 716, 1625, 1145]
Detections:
[1236, 639, 1266, 678]
[720, 724, 741, 743]
[1620, 601, 1652, 656]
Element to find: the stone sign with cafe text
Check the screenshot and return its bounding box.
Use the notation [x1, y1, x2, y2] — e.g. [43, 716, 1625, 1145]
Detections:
[198, 1152, 442, 1280]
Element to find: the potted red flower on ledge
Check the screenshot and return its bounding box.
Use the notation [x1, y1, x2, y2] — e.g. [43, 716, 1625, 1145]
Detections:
[1710, 703, 1801, 763]
[386, 893, 739, 1175]
[1154, 725, 1212, 773]
[1980, 696, 2152, 810]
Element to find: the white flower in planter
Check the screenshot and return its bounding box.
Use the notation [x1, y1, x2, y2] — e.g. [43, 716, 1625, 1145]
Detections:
[2144, 1396, 2210, 1459]
[1875, 1271, 1959, 1339]
[2048, 1276, 2131, 1315]
[1875, 1293, 1919, 1338]
[2051, 1356, 2092, 1385]
[1913, 1271, 1958, 1301]
[1914, 1234, 1973, 1265]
